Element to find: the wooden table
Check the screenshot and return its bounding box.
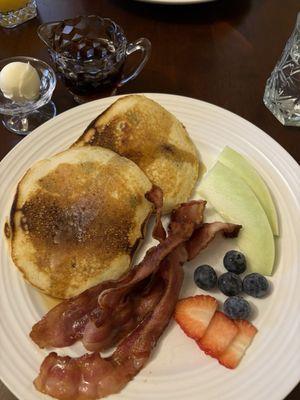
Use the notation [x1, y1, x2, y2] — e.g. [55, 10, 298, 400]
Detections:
[0, 0, 299, 399]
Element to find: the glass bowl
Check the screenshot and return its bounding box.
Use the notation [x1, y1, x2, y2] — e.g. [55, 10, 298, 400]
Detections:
[0, 56, 56, 135]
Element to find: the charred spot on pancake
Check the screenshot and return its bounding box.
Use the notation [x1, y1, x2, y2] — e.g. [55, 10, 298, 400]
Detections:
[9, 187, 19, 235]
[122, 150, 143, 165]
[4, 221, 11, 239]
[160, 142, 199, 166]
[161, 143, 175, 154]
[82, 128, 96, 145]
[91, 120, 121, 150]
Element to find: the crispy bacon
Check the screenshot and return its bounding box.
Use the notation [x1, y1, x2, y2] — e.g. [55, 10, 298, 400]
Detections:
[145, 184, 166, 242]
[34, 249, 185, 400]
[81, 277, 164, 351]
[170, 200, 207, 229]
[186, 222, 242, 260]
[30, 281, 114, 348]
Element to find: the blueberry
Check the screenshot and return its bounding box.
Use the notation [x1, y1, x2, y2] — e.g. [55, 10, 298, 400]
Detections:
[223, 296, 251, 320]
[194, 265, 217, 290]
[223, 250, 246, 274]
[218, 272, 242, 296]
[243, 273, 269, 298]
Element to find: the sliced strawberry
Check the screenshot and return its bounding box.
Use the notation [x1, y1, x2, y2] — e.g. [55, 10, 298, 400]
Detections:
[218, 319, 257, 369]
[174, 295, 218, 340]
[198, 311, 238, 358]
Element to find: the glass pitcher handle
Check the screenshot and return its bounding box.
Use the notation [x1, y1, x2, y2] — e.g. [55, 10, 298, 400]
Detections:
[119, 38, 151, 86]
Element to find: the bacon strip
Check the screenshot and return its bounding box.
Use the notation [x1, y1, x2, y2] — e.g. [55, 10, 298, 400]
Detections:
[81, 276, 164, 352]
[30, 280, 113, 348]
[170, 200, 207, 228]
[34, 248, 185, 400]
[145, 184, 166, 242]
[186, 222, 242, 261]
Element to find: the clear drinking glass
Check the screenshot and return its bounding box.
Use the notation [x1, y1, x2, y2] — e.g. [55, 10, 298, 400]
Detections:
[263, 13, 300, 126]
[0, 0, 37, 28]
[38, 15, 151, 103]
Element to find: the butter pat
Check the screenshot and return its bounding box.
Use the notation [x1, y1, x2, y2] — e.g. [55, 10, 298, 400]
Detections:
[0, 62, 41, 102]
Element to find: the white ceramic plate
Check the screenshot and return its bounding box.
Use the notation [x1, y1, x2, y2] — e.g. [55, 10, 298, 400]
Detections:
[0, 94, 299, 400]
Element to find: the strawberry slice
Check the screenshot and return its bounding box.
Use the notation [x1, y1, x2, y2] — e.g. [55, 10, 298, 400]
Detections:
[174, 295, 218, 340]
[218, 319, 257, 369]
[198, 311, 238, 358]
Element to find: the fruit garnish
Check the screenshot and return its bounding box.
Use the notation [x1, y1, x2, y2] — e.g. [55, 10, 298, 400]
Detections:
[198, 311, 238, 358]
[175, 295, 258, 369]
[243, 273, 269, 298]
[174, 295, 218, 340]
[223, 296, 250, 320]
[218, 319, 257, 369]
[194, 265, 217, 290]
[198, 162, 275, 275]
[223, 250, 247, 274]
[218, 272, 243, 296]
[218, 146, 279, 236]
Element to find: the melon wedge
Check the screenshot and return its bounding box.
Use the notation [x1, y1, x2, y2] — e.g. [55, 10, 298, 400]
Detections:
[218, 146, 279, 235]
[198, 162, 275, 275]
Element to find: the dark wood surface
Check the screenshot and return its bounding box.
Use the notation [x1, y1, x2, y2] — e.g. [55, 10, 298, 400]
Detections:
[0, 0, 299, 399]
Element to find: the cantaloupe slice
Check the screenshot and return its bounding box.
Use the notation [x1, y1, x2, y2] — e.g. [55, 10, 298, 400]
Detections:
[198, 162, 275, 275]
[218, 146, 279, 235]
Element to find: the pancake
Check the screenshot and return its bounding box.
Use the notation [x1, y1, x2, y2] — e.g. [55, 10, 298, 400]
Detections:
[73, 95, 200, 213]
[9, 146, 153, 299]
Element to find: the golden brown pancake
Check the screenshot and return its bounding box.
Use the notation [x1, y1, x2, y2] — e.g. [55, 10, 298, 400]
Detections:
[9, 146, 153, 299]
[73, 95, 200, 213]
